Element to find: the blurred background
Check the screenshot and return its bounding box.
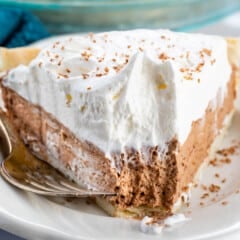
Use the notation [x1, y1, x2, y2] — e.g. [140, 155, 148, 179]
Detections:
[0, 0, 239, 34]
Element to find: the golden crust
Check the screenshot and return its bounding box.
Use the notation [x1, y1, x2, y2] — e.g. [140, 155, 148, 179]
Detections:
[226, 38, 240, 67]
[0, 47, 40, 72]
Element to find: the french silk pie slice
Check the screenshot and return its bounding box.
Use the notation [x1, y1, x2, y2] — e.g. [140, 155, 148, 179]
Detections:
[0, 30, 239, 219]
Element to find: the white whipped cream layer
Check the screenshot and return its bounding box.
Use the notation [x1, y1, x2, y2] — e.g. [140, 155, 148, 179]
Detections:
[3, 30, 231, 157]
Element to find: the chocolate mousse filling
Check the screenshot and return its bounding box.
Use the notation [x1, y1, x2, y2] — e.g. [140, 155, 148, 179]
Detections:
[0, 64, 237, 218]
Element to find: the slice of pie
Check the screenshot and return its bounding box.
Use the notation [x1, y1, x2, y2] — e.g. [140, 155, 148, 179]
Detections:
[0, 30, 239, 219]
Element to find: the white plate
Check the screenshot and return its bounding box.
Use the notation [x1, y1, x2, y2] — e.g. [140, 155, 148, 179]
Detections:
[1, 112, 240, 240]
[1, 32, 240, 240]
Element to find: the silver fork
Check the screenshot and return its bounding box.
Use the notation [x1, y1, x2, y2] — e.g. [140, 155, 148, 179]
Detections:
[0, 115, 115, 198]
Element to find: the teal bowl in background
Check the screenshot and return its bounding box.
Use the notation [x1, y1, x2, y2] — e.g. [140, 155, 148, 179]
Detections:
[0, 0, 239, 34]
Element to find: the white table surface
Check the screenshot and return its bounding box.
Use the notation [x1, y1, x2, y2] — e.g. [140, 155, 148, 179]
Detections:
[0, 10, 240, 240]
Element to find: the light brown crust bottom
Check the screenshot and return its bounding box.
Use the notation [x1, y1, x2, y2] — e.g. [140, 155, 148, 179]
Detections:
[0, 66, 237, 218]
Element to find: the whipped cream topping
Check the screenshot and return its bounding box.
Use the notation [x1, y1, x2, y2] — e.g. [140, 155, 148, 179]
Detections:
[3, 30, 231, 159]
